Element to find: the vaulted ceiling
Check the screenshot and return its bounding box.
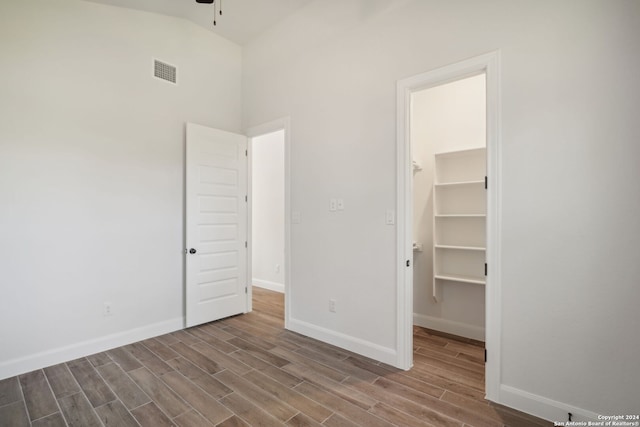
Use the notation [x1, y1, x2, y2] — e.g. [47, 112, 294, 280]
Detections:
[83, 0, 314, 45]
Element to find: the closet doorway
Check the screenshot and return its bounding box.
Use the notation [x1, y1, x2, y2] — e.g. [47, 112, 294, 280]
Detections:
[396, 52, 501, 399]
[247, 118, 291, 326]
[411, 74, 487, 341]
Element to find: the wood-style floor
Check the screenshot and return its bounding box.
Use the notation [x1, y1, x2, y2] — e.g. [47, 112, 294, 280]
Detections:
[0, 288, 550, 427]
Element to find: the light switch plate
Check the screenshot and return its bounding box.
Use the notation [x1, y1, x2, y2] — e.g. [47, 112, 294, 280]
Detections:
[337, 199, 344, 210]
[385, 209, 395, 225]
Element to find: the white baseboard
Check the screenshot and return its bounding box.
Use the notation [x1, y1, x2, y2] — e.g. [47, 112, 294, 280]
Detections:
[287, 317, 397, 367]
[0, 317, 184, 380]
[253, 278, 284, 293]
[413, 313, 485, 341]
[498, 384, 600, 423]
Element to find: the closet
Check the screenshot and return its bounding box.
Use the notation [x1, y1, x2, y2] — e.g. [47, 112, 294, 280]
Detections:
[411, 73, 486, 340]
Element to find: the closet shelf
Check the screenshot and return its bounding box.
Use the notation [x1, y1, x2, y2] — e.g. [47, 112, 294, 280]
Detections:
[434, 180, 484, 187]
[432, 147, 487, 302]
[435, 245, 485, 251]
[435, 274, 486, 285]
[435, 214, 486, 218]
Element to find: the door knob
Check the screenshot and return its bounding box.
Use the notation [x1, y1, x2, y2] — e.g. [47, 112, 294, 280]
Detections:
[189, 248, 197, 254]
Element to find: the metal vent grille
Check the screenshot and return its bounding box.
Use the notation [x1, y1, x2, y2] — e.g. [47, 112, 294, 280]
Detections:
[154, 60, 177, 84]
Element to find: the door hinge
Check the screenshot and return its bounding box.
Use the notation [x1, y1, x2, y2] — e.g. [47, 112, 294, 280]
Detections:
[245, 149, 248, 156]
[244, 241, 247, 248]
[245, 195, 248, 202]
[245, 286, 248, 294]
[406, 259, 410, 267]
[484, 349, 487, 362]
[484, 263, 487, 276]
[485, 176, 488, 189]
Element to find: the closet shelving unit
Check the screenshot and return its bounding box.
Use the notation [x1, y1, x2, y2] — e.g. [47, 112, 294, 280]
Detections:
[432, 147, 486, 301]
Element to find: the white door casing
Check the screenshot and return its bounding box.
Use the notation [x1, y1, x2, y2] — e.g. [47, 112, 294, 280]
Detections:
[396, 51, 501, 400]
[185, 123, 248, 328]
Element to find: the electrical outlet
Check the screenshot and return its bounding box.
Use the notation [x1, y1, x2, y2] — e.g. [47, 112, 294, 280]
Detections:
[329, 199, 337, 211]
[103, 302, 112, 317]
[329, 299, 336, 313]
[337, 199, 344, 210]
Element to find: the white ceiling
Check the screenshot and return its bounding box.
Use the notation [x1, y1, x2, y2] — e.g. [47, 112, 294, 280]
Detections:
[83, 0, 314, 45]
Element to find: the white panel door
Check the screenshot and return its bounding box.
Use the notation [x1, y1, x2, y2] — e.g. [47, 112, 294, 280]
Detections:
[186, 123, 248, 327]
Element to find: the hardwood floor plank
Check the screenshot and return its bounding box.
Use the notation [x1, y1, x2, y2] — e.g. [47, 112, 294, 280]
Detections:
[0, 400, 30, 427]
[227, 337, 290, 368]
[173, 409, 215, 427]
[94, 400, 139, 427]
[0, 376, 22, 406]
[215, 414, 250, 427]
[96, 362, 151, 410]
[370, 401, 437, 427]
[218, 392, 282, 427]
[131, 401, 175, 427]
[86, 352, 112, 368]
[67, 358, 116, 408]
[259, 363, 304, 389]
[142, 338, 180, 361]
[154, 333, 180, 347]
[489, 403, 552, 427]
[345, 377, 497, 427]
[293, 347, 379, 383]
[272, 347, 347, 383]
[107, 347, 143, 372]
[126, 342, 175, 375]
[293, 381, 392, 427]
[19, 370, 59, 421]
[243, 370, 332, 422]
[187, 327, 239, 353]
[31, 412, 67, 427]
[189, 342, 253, 375]
[215, 369, 297, 422]
[341, 356, 445, 399]
[456, 351, 485, 365]
[444, 340, 485, 358]
[165, 356, 210, 380]
[124, 342, 157, 360]
[58, 392, 103, 427]
[415, 346, 485, 374]
[283, 363, 376, 410]
[286, 412, 324, 427]
[128, 367, 190, 418]
[198, 323, 236, 341]
[160, 371, 232, 424]
[191, 375, 234, 400]
[170, 330, 203, 346]
[169, 342, 222, 374]
[321, 413, 359, 427]
[44, 363, 81, 398]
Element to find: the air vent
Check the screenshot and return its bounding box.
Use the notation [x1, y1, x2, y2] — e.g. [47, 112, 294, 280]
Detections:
[154, 59, 177, 84]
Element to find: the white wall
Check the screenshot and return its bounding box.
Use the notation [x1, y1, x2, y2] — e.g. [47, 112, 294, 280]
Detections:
[243, 0, 640, 419]
[251, 130, 285, 293]
[0, 0, 242, 378]
[412, 75, 486, 340]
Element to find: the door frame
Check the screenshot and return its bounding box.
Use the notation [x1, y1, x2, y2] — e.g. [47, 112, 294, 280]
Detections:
[396, 51, 502, 401]
[245, 117, 291, 328]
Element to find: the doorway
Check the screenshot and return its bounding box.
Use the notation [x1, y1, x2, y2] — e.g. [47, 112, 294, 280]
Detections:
[396, 52, 501, 400]
[411, 74, 487, 340]
[246, 118, 291, 327]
